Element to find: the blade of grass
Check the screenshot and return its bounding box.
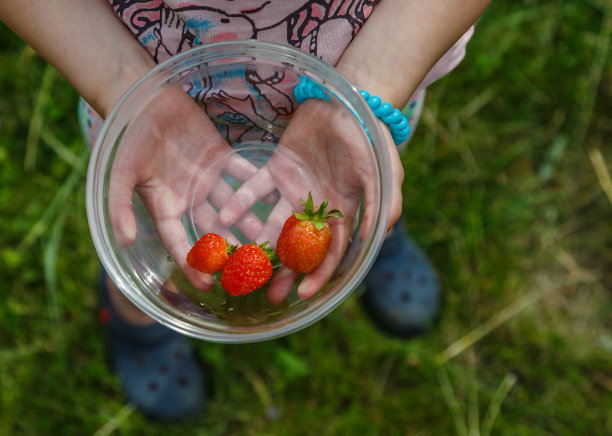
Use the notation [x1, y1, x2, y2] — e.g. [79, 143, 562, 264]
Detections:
[588, 147, 612, 206]
[17, 44, 37, 67]
[41, 127, 85, 175]
[572, 8, 612, 149]
[0, 341, 49, 365]
[434, 274, 591, 366]
[42, 202, 70, 368]
[421, 105, 480, 174]
[17, 147, 88, 251]
[555, 248, 599, 282]
[436, 367, 468, 436]
[456, 86, 497, 123]
[25, 63, 56, 172]
[467, 353, 479, 436]
[94, 403, 137, 436]
[538, 135, 568, 182]
[481, 373, 518, 436]
[239, 364, 274, 413]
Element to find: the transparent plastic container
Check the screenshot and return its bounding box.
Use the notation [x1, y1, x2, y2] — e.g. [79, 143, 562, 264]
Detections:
[86, 41, 392, 343]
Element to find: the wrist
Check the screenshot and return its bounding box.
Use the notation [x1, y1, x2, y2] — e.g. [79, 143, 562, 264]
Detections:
[293, 76, 410, 145]
[91, 49, 156, 119]
[336, 58, 419, 110]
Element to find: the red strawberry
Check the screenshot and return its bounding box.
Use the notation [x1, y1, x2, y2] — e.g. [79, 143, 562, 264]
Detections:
[186, 233, 235, 274]
[276, 192, 343, 273]
[220, 242, 274, 296]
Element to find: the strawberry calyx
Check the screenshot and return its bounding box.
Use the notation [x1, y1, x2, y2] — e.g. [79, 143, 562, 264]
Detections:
[225, 241, 238, 256]
[256, 241, 278, 262]
[293, 192, 343, 231]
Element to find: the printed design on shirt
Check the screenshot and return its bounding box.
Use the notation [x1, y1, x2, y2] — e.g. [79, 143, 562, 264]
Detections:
[107, 0, 379, 141]
[109, 0, 380, 61]
[284, 0, 379, 63]
[186, 67, 297, 143]
[109, 1, 197, 62]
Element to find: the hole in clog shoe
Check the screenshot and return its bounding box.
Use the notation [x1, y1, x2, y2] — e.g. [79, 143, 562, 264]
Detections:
[173, 350, 184, 361]
[177, 376, 189, 388]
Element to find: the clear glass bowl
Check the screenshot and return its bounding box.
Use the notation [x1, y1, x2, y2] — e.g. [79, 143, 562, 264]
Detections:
[86, 41, 392, 343]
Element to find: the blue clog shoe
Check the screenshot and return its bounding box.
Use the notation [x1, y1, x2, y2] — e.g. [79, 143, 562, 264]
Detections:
[98, 273, 207, 421]
[361, 222, 441, 338]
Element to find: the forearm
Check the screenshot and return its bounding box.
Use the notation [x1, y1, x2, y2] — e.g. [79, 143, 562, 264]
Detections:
[337, 0, 492, 108]
[0, 0, 155, 117]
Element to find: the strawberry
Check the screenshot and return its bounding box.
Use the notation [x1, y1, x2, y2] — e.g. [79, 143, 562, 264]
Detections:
[220, 242, 274, 296]
[186, 233, 235, 274]
[276, 192, 343, 273]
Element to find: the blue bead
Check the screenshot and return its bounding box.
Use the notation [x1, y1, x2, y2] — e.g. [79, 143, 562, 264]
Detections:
[374, 102, 393, 117]
[368, 96, 382, 110]
[394, 117, 409, 130]
[383, 109, 403, 124]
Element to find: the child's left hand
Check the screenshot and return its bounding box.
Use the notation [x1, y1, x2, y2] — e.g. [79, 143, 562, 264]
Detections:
[217, 97, 404, 302]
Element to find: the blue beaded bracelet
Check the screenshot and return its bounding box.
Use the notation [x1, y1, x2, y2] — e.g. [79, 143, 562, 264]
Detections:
[293, 76, 410, 146]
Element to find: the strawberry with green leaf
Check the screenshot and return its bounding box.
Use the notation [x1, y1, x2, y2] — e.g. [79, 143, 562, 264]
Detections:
[220, 242, 275, 296]
[276, 192, 343, 274]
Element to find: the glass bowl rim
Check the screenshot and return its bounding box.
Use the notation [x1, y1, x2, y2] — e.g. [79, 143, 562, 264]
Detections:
[86, 40, 393, 343]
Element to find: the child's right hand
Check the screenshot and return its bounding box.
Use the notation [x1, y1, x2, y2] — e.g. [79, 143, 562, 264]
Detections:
[107, 86, 267, 290]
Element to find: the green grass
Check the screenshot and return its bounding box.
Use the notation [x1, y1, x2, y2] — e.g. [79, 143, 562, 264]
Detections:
[1, 0, 612, 434]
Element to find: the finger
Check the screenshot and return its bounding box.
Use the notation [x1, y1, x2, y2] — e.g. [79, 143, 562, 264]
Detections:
[358, 132, 404, 239]
[191, 200, 241, 245]
[207, 176, 265, 240]
[222, 152, 279, 204]
[254, 196, 293, 247]
[261, 189, 280, 205]
[223, 152, 260, 180]
[360, 187, 381, 243]
[156, 216, 215, 291]
[217, 166, 276, 227]
[356, 149, 379, 241]
[297, 222, 350, 300]
[267, 145, 313, 210]
[189, 164, 264, 241]
[108, 176, 138, 247]
[385, 134, 404, 232]
[266, 266, 300, 304]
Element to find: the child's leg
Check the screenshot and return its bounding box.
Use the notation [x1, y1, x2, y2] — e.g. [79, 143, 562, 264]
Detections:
[360, 89, 441, 338]
[98, 271, 206, 420]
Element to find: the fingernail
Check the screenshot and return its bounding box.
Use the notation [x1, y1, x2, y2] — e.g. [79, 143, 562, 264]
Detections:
[219, 209, 235, 226]
[297, 281, 311, 300]
[115, 229, 135, 248]
[276, 267, 294, 279]
[197, 274, 214, 290]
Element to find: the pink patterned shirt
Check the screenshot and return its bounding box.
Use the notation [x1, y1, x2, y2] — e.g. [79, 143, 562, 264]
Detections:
[107, 0, 473, 92]
[80, 1, 473, 145]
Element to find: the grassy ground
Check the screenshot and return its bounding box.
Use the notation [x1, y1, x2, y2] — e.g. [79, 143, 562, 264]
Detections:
[1, 1, 611, 434]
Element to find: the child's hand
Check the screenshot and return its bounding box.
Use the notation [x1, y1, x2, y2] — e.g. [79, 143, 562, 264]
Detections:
[108, 86, 266, 290]
[217, 98, 404, 302]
